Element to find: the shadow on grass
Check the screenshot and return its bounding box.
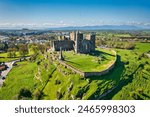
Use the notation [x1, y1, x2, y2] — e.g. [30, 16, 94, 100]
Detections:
[87, 55, 123, 81]
[89, 50, 115, 57]
[39, 68, 57, 100]
[142, 93, 150, 99]
[87, 55, 125, 99]
[99, 63, 141, 100]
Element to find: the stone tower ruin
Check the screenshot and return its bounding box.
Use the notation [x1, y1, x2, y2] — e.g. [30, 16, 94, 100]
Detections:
[51, 31, 96, 54]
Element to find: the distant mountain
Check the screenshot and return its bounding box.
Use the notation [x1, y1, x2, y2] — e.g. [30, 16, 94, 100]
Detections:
[48, 25, 150, 30]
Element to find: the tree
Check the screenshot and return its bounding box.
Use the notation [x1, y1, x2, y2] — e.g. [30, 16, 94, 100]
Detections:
[38, 44, 46, 54]
[7, 48, 17, 58]
[0, 44, 5, 51]
[18, 88, 32, 99]
[31, 45, 39, 55]
[19, 44, 29, 57]
[45, 42, 50, 48]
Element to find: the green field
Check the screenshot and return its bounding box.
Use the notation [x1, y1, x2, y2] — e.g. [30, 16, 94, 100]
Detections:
[0, 61, 38, 99]
[115, 34, 131, 37]
[0, 50, 34, 62]
[0, 58, 18, 62]
[0, 49, 117, 100]
[0, 42, 150, 100]
[63, 48, 116, 72]
[42, 62, 115, 100]
[101, 42, 150, 100]
[0, 54, 56, 100]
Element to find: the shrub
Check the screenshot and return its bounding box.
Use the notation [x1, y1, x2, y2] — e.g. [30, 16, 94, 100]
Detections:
[56, 91, 63, 99]
[123, 61, 129, 65]
[36, 61, 41, 65]
[18, 88, 32, 99]
[137, 89, 144, 95]
[55, 80, 61, 85]
[29, 54, 37, 62]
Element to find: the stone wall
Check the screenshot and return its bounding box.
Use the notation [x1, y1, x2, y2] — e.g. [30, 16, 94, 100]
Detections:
[58, 60, 85, 77]
[52, 31, 96, 54]
[58, 50, 117, 78]
[52, 40, 74, 51]
[83, 61, 115, 77]
[84, 50, 117, 77]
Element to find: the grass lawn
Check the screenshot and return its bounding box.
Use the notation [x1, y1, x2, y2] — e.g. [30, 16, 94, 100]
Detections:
[0, 58, 18, 62]
[101, 42, 150, 100]
[63, 48, 116, 72]
[42, 64, 84, 100]
[0, 54, 56, 100]
[0, 61, 38, 99]
[0, 50, 34, 62]
[0, 50, 33, 57]
[42, 63, 114, 100]
[134, 42, 150, 53]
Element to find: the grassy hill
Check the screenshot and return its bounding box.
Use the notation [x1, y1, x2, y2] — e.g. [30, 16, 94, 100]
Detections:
[0, 42, 150, 100]
[101, 42, 150, 100]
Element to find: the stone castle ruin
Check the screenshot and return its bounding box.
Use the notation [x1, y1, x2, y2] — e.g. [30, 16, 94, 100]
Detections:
[50, 31, 116, 78]
[51, 31, 96, 54]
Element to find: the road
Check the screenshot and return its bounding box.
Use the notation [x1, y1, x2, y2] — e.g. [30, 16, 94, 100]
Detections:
[0, 57, 30, 87]
[0, 60, 19, 87]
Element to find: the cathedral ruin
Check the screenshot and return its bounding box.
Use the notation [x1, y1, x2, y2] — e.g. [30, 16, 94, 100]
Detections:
[51, 31, 96, 54]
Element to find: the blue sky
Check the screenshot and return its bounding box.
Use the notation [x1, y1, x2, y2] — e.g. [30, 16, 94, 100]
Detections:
[0, 0, 150, 28]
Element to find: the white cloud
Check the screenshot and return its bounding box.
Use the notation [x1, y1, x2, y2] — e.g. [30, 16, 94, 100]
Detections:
[0, 22, 70, 29]
[0, 21, 150, 29]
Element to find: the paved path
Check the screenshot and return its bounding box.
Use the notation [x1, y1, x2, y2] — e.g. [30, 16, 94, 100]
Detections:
[0, 60, 19, 87]
[0, 57, 30, 87]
